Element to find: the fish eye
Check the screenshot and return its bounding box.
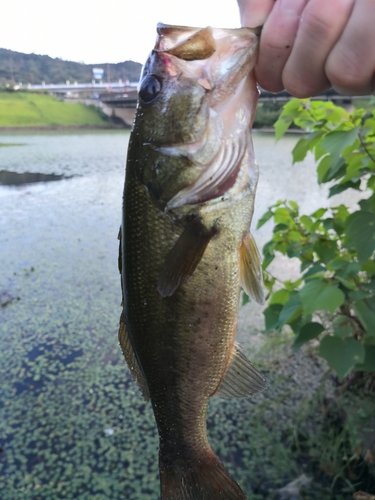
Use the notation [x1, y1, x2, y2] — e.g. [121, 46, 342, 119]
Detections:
[139, 75, 162, 104]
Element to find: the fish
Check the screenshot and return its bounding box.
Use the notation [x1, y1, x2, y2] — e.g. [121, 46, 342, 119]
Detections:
[118, 23, 266, 500]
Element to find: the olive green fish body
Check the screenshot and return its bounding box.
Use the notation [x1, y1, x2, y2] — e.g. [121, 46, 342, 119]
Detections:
[119, 23, 266, 500]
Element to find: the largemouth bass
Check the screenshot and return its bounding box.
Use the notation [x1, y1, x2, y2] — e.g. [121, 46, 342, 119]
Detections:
[118, 23, 266, 500]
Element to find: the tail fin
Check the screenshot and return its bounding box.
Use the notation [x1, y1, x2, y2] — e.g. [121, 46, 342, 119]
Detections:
[160, 450, 247, 500]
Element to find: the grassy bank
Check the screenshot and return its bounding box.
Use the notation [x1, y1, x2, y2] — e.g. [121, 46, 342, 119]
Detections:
[0, 91, 110, 128]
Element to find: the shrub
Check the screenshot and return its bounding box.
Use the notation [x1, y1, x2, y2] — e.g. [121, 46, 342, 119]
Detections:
[255, 98, 375, 380]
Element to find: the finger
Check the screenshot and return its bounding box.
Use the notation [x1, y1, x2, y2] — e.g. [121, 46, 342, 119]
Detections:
[255, 0, 308, 92]
[326, 0, 375, 95]
[237, 0, 275, 28]
[282, 0, 355, 97]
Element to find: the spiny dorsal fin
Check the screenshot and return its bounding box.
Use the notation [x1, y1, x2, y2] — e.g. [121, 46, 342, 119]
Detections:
[215, 342, 266, 398]
[118, 314, 150, 401]
[157, 218, 218, 297]
[239, 232, 264, 304]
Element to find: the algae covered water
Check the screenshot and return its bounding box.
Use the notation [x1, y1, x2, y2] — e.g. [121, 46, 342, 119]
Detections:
[0, 131, 366, 500]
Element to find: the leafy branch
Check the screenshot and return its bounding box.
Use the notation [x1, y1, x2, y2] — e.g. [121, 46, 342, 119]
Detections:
[251, 98, 375, 381]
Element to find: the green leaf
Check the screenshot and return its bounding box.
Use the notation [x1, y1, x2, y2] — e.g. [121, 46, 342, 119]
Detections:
[269, 289, 290, 306]
[333, 325, 352, 338]
[288, 200, 299, 211]
[274, 207, 293, 225]
[337, 261, 360, 279]
[326, 157, 347, 182]
[288, 231, 303, 242]
[300, 279, 345, 314]
[335, 275, 356, 290]
[300, 215, 313, 231]
[319, 336, 365, 379]
[328, 258, 349, 271]
[348, 290, 372, 301]
[317, 155, 331, 183]
[274, 99, 304, 139]
[242, 291, 250, 306]
[346, 211, 375, 263]
[333, 204, 350, 223]
[292, 138, 311, 163]
[364, 279, 375, 294]
[274, 116, 293, 140]
[278, 292, 302, 327]
[291, 131, 325, 163]
[313, 239, 337, 264]
[359, 192, 375, 213]
[312, 208, 327, 219]
[321, 128, 360, 159]
[256, 210, 274, 229]
[303, 263, 326, 279]
[329, 180, 361, 198]
[264, 304, 283, 332]
[353, 300, 375, 336]
[355, 345, 375, 373]
[361, 260, 375, 273]
[293, 322, 324, 352]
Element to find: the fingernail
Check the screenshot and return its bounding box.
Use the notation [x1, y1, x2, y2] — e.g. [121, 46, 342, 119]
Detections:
[280, 0, 306, 14]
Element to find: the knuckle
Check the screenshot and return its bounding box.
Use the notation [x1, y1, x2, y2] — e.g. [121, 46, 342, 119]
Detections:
[300, 8, 333, 44]
[326, 51, 366, 90]
[283, 69, 328, 98]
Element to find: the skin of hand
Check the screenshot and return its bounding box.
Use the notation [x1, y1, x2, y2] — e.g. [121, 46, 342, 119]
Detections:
[237, 0, 375, 97]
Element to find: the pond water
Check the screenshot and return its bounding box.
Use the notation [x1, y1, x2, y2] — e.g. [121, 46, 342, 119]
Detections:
[0, 131, 363, 500]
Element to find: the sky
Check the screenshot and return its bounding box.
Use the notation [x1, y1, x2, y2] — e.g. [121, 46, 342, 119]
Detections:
[1, 0, 241, 66]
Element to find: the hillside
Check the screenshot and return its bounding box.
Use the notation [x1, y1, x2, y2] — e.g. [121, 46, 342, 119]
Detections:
[0, 48, 142, 85]
[0, 91, 111, 128]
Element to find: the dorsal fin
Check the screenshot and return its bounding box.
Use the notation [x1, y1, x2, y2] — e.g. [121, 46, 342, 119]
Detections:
[239, 232, 264, 304]
[215, 342, 266, 398]
[157, 218, 218, 298]
[118, 314, 150, 401]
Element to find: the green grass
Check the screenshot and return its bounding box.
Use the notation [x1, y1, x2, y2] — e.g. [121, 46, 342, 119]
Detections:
[0, 91, 109, 127]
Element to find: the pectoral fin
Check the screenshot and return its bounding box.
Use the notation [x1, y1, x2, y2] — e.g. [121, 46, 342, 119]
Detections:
[215, 342, 266, 398]
[239, 232, 264, 304]
[118, 313, 150, 401]
[158, 218, 218, 297]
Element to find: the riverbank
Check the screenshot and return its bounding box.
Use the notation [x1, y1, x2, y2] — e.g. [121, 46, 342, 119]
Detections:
[0, 91, 111, 128]
[0, 125, 120, 131]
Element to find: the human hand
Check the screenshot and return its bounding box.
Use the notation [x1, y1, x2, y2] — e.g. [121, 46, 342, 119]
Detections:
[237, 0, 375, 97]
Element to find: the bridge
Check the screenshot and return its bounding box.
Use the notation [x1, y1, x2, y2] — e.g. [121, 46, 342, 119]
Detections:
[24, 82, 369, 127]
[26, 81, 360, 102]
[24, 81, 138, 94]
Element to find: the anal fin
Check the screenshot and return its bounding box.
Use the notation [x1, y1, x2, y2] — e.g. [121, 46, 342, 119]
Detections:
[118, 313, 150, 401]
[215, 342, 266, 398]
[239, 232, 264, 304]
[157, 218, 218, 297]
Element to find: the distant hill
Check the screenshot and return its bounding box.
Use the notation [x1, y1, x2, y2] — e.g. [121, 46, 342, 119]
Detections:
[0, 48, 142, 85]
